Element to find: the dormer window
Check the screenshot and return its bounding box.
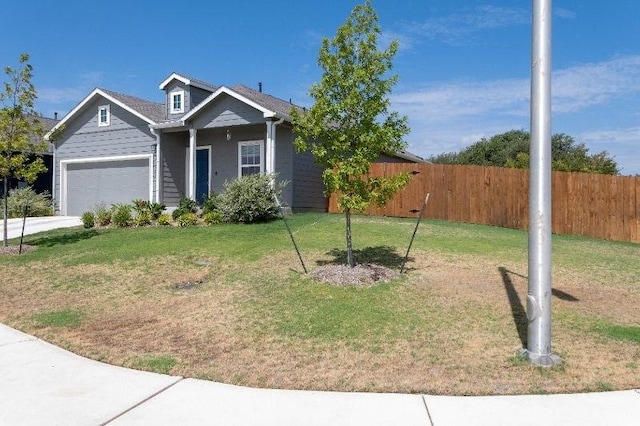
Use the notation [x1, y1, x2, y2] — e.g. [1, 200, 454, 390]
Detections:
[98, 105, 110, 126]
[170, 90, 184, 114]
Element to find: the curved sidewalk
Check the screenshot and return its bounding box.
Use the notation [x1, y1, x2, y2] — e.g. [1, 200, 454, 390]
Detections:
[1, 324, 638, 425]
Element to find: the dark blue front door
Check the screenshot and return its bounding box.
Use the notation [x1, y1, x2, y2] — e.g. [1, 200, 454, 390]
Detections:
[196, 149, 209, 203]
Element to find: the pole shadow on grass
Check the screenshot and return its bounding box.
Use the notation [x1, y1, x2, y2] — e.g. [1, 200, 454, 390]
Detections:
[26, 229, 100, 248]
[498, 267, 528, 348]
[317, 245, 412, 270]
[498, 267, 580, 348]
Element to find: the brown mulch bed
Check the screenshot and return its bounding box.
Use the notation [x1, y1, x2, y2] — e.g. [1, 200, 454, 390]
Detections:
[310, 263, 400, 286]
[0, 245, 36, 256]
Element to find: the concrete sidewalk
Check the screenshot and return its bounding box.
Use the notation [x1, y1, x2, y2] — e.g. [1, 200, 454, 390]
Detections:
[1, 216, 82, 240]
[1, 324, 638, 425]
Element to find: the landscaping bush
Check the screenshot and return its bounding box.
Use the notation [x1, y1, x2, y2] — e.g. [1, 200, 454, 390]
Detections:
[111, 203, 133, 227]
[81, 211, 95, 228]
[201, 192, 219, 214]
[177, 212, 198, 227]
[134, 211, 152, 227]
[202, 211, 222, 225]
[1, 187, 53, 218]
[148, 202, 166, 220]
[172, 197, 197, 220]
[132, 199, 165, 220]
[217, 174, 286, 223]
[94, 203, 112, 226]
[157, 213, 172, 226]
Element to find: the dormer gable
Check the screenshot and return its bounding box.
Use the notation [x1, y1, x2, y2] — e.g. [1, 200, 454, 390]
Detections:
[159, 73, 218, 120]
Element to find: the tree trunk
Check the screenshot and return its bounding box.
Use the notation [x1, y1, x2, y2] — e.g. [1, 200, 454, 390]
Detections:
[345, 208, 355, 268]
[3, 178, 8, 247]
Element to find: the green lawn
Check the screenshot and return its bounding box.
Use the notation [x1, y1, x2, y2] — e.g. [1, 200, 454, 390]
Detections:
[1, 213, 638, 395]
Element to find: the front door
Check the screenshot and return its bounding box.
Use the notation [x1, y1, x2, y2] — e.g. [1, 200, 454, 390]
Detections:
[195, 147, 210, 203]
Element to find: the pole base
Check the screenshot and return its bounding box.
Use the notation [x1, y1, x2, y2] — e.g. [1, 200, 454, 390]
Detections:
[518, 349, 562, 367]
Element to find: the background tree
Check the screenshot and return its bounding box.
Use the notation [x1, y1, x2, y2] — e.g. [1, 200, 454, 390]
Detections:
[291, 1, 410, 267]
[0, 53, 48, 246]
[429, 130, 619, 175]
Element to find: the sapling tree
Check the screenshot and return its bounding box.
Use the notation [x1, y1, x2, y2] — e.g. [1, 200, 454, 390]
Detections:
[291, 1, 410, 267]
[0, 54, 48, 246]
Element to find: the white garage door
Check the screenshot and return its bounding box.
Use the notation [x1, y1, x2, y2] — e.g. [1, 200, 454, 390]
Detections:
[64, 158, 151, 215]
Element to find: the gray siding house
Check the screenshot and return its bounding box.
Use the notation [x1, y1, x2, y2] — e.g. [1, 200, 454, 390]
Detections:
[47, 72, 425, 216]
[47, 73, 327, 215]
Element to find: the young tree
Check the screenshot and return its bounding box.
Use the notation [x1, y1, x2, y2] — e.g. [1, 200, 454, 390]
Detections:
[291, 1, 410, 267]
[0, 54, 48, 246]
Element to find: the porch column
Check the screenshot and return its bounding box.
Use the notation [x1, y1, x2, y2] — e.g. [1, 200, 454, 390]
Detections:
[265, 117, 284, 178]
[265, 120, 274, 175]
[188, 128, 197, 199]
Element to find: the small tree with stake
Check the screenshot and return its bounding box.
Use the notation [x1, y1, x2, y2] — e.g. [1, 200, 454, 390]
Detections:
[291, 1, 410, 268]
[0, 53, 49, 247]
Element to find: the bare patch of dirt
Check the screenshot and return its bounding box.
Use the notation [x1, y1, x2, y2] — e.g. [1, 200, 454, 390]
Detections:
[310, 263, 400, 286]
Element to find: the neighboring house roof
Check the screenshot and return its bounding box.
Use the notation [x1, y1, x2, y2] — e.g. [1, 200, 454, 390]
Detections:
[393, 150, 429, 163]
[46, 88, 164, 139]
[159, 72, 218, 92]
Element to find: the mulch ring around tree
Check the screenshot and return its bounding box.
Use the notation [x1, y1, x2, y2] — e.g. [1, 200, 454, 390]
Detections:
[0, 245, 36, 256]
[310, 263, 400, 287]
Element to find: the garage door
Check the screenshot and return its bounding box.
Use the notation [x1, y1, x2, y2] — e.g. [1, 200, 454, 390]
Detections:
[65, 158, 150, 215]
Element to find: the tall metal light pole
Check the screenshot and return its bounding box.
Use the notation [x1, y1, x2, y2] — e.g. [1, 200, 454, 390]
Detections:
[521, 0, 561, 366]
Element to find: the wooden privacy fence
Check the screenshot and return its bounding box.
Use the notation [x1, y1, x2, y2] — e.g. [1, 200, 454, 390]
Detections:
[328, 163, 640, 243]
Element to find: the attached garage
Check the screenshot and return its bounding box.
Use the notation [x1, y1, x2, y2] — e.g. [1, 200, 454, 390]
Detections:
[61, 155, 153, 215]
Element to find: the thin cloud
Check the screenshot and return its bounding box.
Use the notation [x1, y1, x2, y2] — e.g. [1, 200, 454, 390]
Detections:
[410, 5, 529, 45]
[393, 55, 640, 173]
[554, 56, 640, 112]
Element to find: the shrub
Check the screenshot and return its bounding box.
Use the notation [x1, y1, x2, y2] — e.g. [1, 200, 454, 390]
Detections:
[148, 202, 166, 220]
[157, 213, 172, 226]
[172, 197, 197, 220]
[201, 192, 219, 214]
[111, 203, 133, 227]
[132, 199, 165, 220]
[217, 174, 286, 223]
[134, 211, 152, 227]
[94, 203, 112, 226]
[177, 212, 198, 227]
[1, 187, 53, 218]
[81, 211, 95, 228]
[202, 211, 222, 225]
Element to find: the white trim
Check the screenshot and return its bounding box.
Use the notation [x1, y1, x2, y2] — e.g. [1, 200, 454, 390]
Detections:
[46, 88, 157, 139]
[59, 154, 153, 216]
[196, 145, 212, 198]
[238, 140, 264, 178]
[98, 105, 110, 127]
[169, 90, 185, 114]
[159, 72, 218, 91]
[181, 86, 277, 123]
[188, 129, 197, 199]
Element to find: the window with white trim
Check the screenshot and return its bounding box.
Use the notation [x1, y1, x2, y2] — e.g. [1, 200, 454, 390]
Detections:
[170, 90, 184, 114]
[98, 105, 110, 126]
[238, 141, 264, 177]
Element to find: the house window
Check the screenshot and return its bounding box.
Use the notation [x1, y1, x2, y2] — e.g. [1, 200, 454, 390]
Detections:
[170, 90, 184, 114]
[98, 105, 110, 126]
[238, 141, 264, 177]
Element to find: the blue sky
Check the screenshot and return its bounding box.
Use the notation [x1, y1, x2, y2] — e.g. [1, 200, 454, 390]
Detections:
[3, 0, 639, 174]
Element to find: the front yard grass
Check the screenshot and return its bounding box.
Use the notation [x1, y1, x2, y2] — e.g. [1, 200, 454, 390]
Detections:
[1, 213, 638, 395]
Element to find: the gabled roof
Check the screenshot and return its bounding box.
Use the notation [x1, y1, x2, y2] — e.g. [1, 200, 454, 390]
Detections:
[46, 88, 164, 139]
[231, 85, 303, 120]
[159, 72, 218, 92]
[180, 85, 285, 123]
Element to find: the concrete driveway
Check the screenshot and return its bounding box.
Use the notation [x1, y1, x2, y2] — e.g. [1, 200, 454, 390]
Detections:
[1, 216, 82, 240]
